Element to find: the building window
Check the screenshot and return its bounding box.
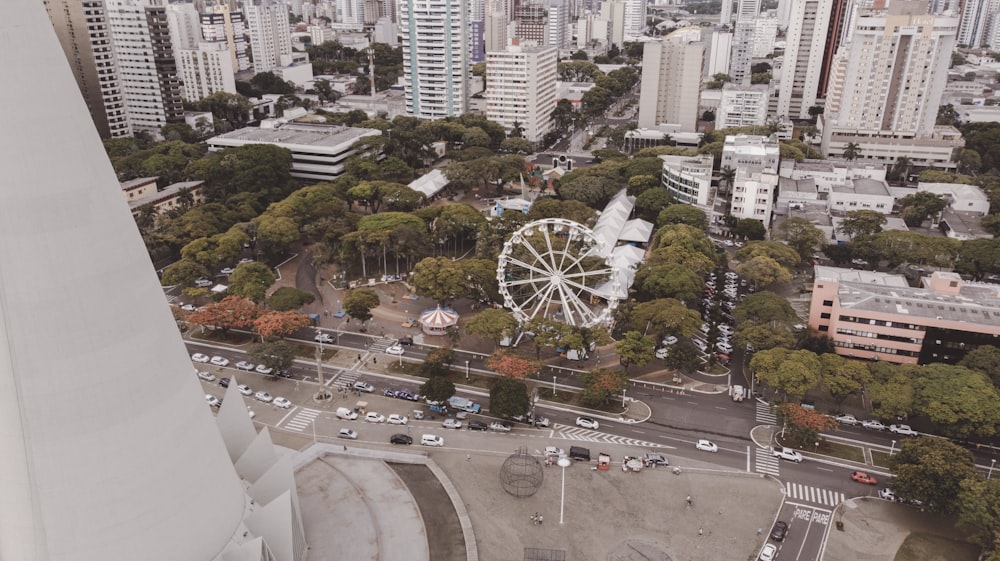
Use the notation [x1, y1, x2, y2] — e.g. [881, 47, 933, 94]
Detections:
[820, 313, 831, 319]
[822, 300, 833, 306]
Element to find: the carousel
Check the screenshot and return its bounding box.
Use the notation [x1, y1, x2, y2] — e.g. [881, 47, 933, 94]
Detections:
[418, 306, 459, 336]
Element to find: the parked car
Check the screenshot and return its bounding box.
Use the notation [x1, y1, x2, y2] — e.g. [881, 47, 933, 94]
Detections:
[851, 471, 878, 485]
[655, 347, 669, 359]
[192, 353, 210, 363]
[210, 356, 229, 367]
[862, 419, 886, 431]
[773, 447, 803, 463]
[273, 397, 291, 409]
[575, 416, 599, 430]
[338, 428, 358, 440]
[835, 414, 859, 425]
[387, 414, 408, 425]
[533, 416, 551, 428]
[490, 421, 512, 432]
[220, 267, 234, 275]
[643, 452, 669, 466]
[442, 418, 462, 429]
[254, 391, 273, 403]
[879, 487, 895, 501]
[237, 384, 252, 396]
[468, 421, 488, 431]
[365, 412, 386, 423]
[662, 336, 678, 346]
[194, 278, 213, 288]
[889, 424, 918, 436]
[390, 434, 412, 445]
[386, 344, 405, 355]
[770, 520, 788, 541]
[759, 543, 777, 561]
[235, 361, 255, 371]
[255, 364, 273, 375]
[696, 439, 718, 453]
[205, 395, 221, 408]
[420, 434, 444, 447]
[219, 378, 230, 388]
[716, 341, 733, 354]
[398, 336, 414, 346]
[353, 381, 375, 393]
[692, 339, 708, 352]
[197, 371, 216, 382]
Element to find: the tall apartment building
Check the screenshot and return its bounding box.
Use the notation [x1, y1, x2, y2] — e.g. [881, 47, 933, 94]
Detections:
[201, 3, 249, 72]
[45, 0, 132, 138]
[485, 39, 557, 141]
[958, 0, 998, 46]
[470, 0, 486, 62]
[723, 134, 780, 225]
[637, 28, 705, 132]
[515, 3, 548, 44]
[707, 29, 733, 77]
[716, 84, 769, 128]
[623, 0, 647, 38]
[577, 10, 611, 49]
[776, 0, 846, 119]
[601, 0, 626, 45]
[107, 0, 183, 136]
[399, 0, 469, 119]
[822, 1, 958, 163]
[246, 0, 292, 73]
[177, 41, 237, 101]
[547, 1, 570, 49]
[752, 12, 778, 57]
[486, 10, 510, 52]
[808, 267, 1000, 365]
[165, 3, 201, 51]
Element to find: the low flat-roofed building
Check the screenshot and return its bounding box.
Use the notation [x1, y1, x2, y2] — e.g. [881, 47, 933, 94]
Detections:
[917, 182, 991, 216]
[660, 153, 714, 209]
[206, 123, 381, 181]
[779, 158, 887, 194]
[808, 266, 1000, 365]
[776, 176, 821, 214]
[939, 208, 992, 240]
[123, 177, 205, 222]
[828, 178, 893, 214]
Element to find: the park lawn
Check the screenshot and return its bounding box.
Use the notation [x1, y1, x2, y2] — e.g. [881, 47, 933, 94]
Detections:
[894, 532, 978, 561]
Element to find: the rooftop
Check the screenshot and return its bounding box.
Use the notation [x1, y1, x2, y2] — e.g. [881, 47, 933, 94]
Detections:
[779, 176, 817, 194]
[830, 178, 890, 196]
[208, 123, 380, 150]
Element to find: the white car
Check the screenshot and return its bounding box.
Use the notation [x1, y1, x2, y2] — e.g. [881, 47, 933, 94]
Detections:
[662, 336, 678, 346]
[442, 418, 463, 429]
[889, 424, 918, 436]
[194, 278, 213, 288]
[718, 324, 734, 336]
[338, 428, 358, 440]
[490, 421, 512, 432]
[575, 416, 599, 430]
[365, 412, 386, 423]
[197, 371, 215, 382]
[235, 361, 255, 371]
[655, 347, 669, 359]
[255, 364, 274, 375]
[314, 333, 334, 344]
[192, 353, 210, 363]
[254, 391, 273, 403]
[210, 356, 230, 367]
[180, 304, 198, 312]
[773, 446, 803, 463]
[239, 258, 254, 264]
[544, 446, 566, 457]
[205, 394, 221, 408]
[237, 384, 253, 396]
[716, 341, 733, 354]
[386, 344, 405, 355]
[220, 267, 235, 275]
[388, 414, 408, 425]
[696, 439, 719, 453]
[700, 323, 710, 334]
[862, 419, 887, 431]
[879, 487, 895, 501]
[759, 543, 777, 561]
[835, 414, 859, 425]
[420, 434, 444, 447]
[273, 397, 291, 409]
[534, 416, 551, 428]
[692, 339, 708, 352]
[353, 381, 375, 393]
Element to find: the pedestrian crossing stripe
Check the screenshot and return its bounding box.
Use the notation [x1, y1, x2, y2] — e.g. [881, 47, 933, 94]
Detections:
[284, 408, 322, 432]
[755, 449, 780, 476]
[756, 402, 777, 424]
[784, 482, 845, 507]
[551, 423, 666, 449]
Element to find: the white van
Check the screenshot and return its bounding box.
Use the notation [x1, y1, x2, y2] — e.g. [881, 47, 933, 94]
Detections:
[336, 407, 358, 420]
[420, 434, 444, 447]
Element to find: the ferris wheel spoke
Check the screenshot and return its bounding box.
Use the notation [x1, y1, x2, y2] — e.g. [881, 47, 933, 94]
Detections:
[518, 280, 555, 310]
[503, 277, 550, 288]
[556, 227, 577, 271]
[561, 268, 614, 281]
[519, 239, 557, 276]
[529, 282, 559, 320]
[505, 256, 553, 278]
[540, 228, 562, 272]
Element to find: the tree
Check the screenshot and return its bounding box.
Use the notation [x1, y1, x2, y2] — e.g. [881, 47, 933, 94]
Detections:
[736, 255, 793, 288]
[777, 403, 837, 447]
[890, 437, 978, 514]
[733, 323, 795, 353]
[868, 362, 915, 420]
[735, 241, 801, 270]
[464, 309, 519, 349]
[253, 310, 312, 340]
[420, 347, 455, 377]
[819, 354, 872, 408]
[634, 188, 674, 221]
[635, 263, 704, 303]
[749, 348, 822, 400]
[342, 288, 380, 323]
[718, 166, 736, 195]
[732, 218, 767, 240]
[911, 363, 1000, 440]
[630, 298, 703, 339]
[227, 262, 277, 303]
[960, 345, 1000, 388]
[842, 142, 861, 161]
[187, 296, 259, 336]
[836, 210, 887, 240]
[267, 286, 317, 311]
[657, 204, 707, 229]
[664, 340, 701, 373]
[490, 377, 530, 417]
[958, 478, 1000, 552]
[954, 238, 1000, 280]
[500, 137, 533, 154]
[485, 351, 541, 380]
[412, 256, 466, 306]
[420, 375, 456, 403]
[734, 292, 799, 326]
[579, 368, 629, 407]
[774, 217, 826, 261]
[896, 191, 948, 226]
[161, 259, 209, 287]
[615, 331, 656, 373]
[248, 340, 296, 376]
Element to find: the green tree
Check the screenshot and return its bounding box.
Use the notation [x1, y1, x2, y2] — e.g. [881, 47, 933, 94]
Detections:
[489, 378, 530, 417]
[733, 323, 795, 354]
[958, 478, 1000, 552]
[911, 363, 1000, 440]
[657, 204, 707, 229]
[836, 210, 887, 240]
[420, 375, 457, 403]
[734, 292, 799, 326]
[267, 287, 317, 311]
[412, 256, 465, 306]
[227, 262, 277, 303]
[750, 348, 822, 400]
[342, 288, 380, 323]
[161, 259, 209, 287]
[774, 217, 826, 261]
[867, 362, 915, 420]
[634, 188, 674, 221]
[500, 137, 533, 154]
[635, 263, 703, 303]
[579, 368, 629, 407]
[248, 340, 296, 376]
[732, 218, 767, 240]
[464, 308, 519, 349]
[664, 340, 701, 373]
[890, 437, 978, 514]
[736, 255, 793, 288]
[819, 354, 872, 408]
[842, 142, 861, 161]
[420, 347, 456, 377]
[960, 345, 1000, 388]
[630, 298, 703, 339]
[897, 191, 948, 226]
[735, 241, 801, 270]
[615, 331, 656, 373]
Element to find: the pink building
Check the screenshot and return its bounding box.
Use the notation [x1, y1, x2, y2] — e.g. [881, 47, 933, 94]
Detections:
[808, 266, 1000, 365]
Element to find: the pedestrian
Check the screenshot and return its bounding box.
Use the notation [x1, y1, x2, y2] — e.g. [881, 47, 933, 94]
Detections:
[538, 515, 543, 525]
[373, 357, 377, 365]
[757, 528, 762, 536]
[357, 354, 362, 361]
[699, 527, 703, 537]
[406, 426, 411, 434]
[686, 495, 693, 508]
[466, 454, 471, 462]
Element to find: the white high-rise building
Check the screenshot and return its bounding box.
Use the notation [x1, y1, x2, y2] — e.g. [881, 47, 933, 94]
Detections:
[2, 0, 305, 559]
[201, 4, 250, 72]
[623, 0, 647, 38]
[547, 1, 569, 48]
[637, 28, 704, 132]
[776, 0, 836, 119]
[660, 154, 715, 207]
[44, 0, 132, 138]
[601, 0, 626, 45]
[486, 39, 557, 141]
[752, 12, 778, 56]
[177, 41, 237, 101]
[577, 10, 610, 49]
[722, 134, 781, 172]
[707, 29, 733, 77]
[106, 0, 184, 136]
[958, 0, 999, 46]
[717, 84, 769, 128]
[399, 0, 469, 119]
[165, 3, 201, 51]
[246, 0, 292, 73]
[723, 134, 780, 225]
[486, 11, 510, 52]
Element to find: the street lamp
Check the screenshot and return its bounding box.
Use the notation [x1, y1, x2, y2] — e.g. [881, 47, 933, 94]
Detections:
[990, 459, 996, 480]
[465, 360, 470, 381]
[314, 329, 331, 401]
[890, 440, 896, 455]
[622, 388, 627, 408]
[558, 457, 572, 524]
[553, 375, 557, 397]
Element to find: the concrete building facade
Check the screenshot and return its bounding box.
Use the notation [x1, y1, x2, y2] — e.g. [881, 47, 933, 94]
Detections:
[177, 41, 238, 101]
[776, 0, 842, 119]
[716, 84, 769, 128]
[660, 153, 715, 207]
[485, 40, 558, 142]
[246, 0, 293, 73]
[201, 4, 250, 72]
[637, 28, 705, 132]
[399, 0, 470, 119]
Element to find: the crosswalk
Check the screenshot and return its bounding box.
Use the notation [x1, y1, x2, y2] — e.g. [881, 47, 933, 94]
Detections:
[784, 482, 845, 508]
[552, 423, 665, 449]
[329, 368, 356, 388]
[756, 401, 777, 424]
[755, 448, 780, 476]
[283, 407, 321, 432]
[367, 337, 395, 353]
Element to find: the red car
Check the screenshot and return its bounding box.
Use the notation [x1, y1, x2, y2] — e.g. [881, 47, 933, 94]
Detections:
[851, 471, 877, 485]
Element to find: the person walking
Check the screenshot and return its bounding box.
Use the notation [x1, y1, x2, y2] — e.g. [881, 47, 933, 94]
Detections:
[699, 527, 704, 537]
[466, 454, 471, 462]
[686, 495, 693, 508]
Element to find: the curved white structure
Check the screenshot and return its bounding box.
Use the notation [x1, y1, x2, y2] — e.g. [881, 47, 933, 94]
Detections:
[0, 2, 293, 560]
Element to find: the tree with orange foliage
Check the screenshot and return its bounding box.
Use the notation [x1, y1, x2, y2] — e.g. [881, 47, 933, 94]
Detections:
[485, 350, 541, 380]
[777, 403, 838, 448]
[253, 310, 312, 340]
[187, 296, 259, 336]
[579, 368, 629, 407]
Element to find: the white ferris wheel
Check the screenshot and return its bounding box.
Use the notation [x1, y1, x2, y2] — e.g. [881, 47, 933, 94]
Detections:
[496, 218, 621, 328]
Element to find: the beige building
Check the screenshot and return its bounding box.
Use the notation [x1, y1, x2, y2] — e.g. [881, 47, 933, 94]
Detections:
[122, 177, 206, 221]
[485, 39, 558, 142]
[637, 28, 705, 132]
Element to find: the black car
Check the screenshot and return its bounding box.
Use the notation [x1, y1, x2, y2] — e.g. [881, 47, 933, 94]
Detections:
[770, 521, 788, 541]
[219, 378, 230, 388]
[276, 370, 293, 379]
[398, 336, 413, 346]
[468, 421, 488, 431]
[390, 434, 413, 445]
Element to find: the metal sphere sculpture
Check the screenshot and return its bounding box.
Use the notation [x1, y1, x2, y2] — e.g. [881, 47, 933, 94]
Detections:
[499, 445, 544, 497]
